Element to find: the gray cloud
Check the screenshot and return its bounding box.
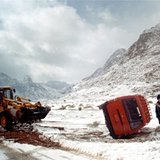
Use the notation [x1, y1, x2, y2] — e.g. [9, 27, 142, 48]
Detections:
[0, 0, 160, 83]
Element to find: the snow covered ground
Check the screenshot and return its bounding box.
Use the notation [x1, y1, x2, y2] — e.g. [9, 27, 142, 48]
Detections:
[1, 95, 160, 160]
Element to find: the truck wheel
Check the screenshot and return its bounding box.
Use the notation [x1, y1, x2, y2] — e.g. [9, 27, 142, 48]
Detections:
[0, 113, 13, 130]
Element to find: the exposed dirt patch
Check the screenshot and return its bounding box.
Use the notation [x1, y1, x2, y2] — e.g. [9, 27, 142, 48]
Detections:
[0, 125, 106, 160]
[0, 125, 60, 148]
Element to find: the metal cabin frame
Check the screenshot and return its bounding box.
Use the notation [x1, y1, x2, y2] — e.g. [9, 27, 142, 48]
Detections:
[101, 95, 151, 139]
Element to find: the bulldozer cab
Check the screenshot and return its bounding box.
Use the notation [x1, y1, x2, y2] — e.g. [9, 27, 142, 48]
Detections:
[0, 86, 15, 99]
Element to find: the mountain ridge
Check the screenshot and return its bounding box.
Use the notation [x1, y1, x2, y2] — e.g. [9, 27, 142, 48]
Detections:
[64, 23, 160, 102]
[0, 73, 71, 100]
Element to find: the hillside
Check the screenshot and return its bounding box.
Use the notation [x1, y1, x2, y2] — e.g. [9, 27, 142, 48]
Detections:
[64, 24, 160, 103]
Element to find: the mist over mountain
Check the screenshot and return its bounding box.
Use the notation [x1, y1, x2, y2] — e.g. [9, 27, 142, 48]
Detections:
[83, 48, 127, 81]
[0, 73, 72, 100]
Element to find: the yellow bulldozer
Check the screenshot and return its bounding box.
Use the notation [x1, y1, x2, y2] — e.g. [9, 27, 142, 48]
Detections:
[0, 86, 51, 130]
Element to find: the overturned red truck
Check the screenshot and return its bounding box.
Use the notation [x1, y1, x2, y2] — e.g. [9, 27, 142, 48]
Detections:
[100, 95, 151, 139]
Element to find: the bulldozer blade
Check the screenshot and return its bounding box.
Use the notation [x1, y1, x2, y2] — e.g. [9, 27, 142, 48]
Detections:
[20, 106, 51, 123]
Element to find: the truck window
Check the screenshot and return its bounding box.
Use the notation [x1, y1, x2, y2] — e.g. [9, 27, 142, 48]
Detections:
[123, 98, 143, 129]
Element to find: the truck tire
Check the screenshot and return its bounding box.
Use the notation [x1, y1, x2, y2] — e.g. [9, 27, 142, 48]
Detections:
[0, 112, 13, 130]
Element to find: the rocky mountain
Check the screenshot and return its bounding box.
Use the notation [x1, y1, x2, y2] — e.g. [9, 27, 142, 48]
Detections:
[65, 23, 160, 103]
[45, 80, 72, 94]
[0, 73, 71, 100]
[83, 48, 126, 80]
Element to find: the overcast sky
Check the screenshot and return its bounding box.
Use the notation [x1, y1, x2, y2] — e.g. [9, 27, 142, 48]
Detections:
[0, 0, 160, 83]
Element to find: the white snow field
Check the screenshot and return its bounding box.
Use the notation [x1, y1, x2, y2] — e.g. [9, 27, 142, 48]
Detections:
[1, 95, 160, 160]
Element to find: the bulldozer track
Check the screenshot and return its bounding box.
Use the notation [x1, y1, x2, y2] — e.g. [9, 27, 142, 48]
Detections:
[0, 128, 106, 160]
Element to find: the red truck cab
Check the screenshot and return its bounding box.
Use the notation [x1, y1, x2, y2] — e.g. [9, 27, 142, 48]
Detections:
[100, 95, 151, 139]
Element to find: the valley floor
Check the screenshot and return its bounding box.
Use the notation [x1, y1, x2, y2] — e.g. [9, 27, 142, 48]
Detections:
[0, 99, 160, 160]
